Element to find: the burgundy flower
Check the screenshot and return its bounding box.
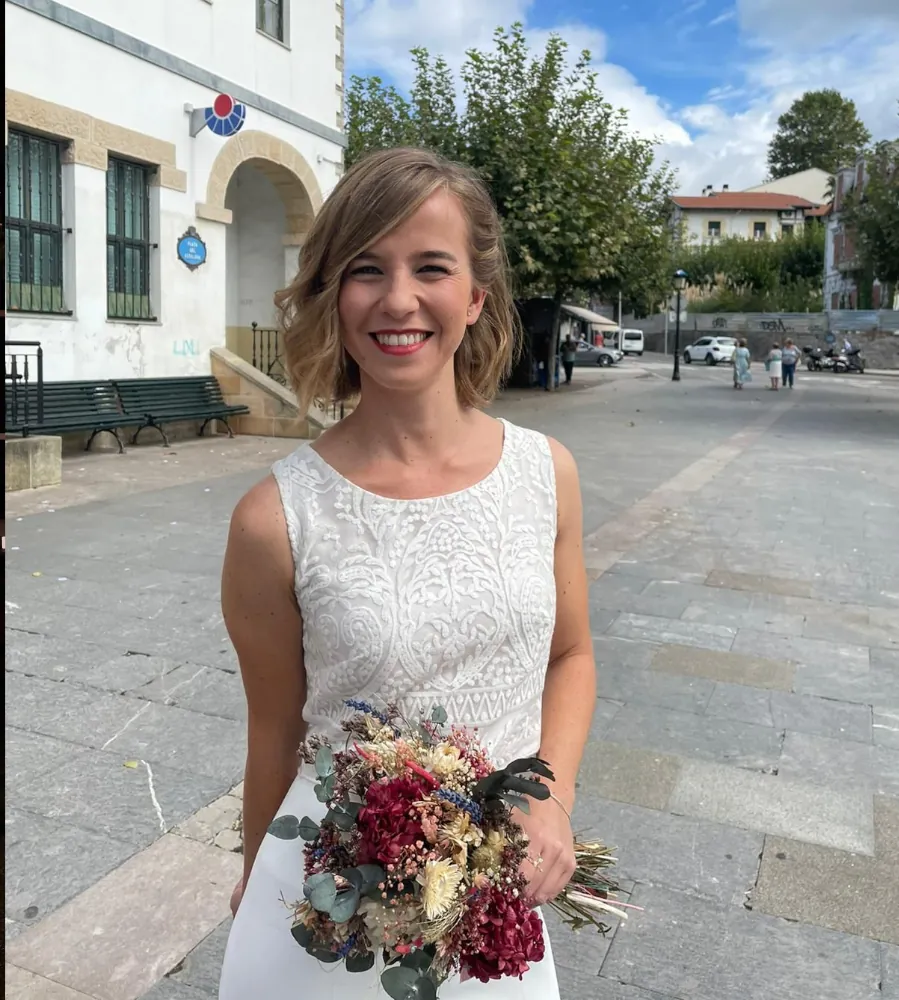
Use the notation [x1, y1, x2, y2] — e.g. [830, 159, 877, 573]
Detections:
[356, 777, 427, 866]
[461, 885, 545, 982]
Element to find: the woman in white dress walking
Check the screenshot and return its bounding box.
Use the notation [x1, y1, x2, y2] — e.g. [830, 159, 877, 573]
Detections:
[218, 147, 596, 998]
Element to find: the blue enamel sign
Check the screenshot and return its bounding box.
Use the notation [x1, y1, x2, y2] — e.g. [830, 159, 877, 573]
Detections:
[177, 228, 207, 271]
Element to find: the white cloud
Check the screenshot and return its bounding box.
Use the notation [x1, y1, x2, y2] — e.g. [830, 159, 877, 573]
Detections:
[346, 0, 899, 196]
[709, 9, 736, 26]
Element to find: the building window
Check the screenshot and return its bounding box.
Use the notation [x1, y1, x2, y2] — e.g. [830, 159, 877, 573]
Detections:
[753, 221, 767, 240]
[781, 223, 794, 237]
[257, 0, 284, 40]
[107, 157, 154, 321]
[707, 221, 721, 239]
[4, 130, 66, 314]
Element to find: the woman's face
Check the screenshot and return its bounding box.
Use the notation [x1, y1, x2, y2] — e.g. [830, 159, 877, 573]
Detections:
[338, 189, 487, 398]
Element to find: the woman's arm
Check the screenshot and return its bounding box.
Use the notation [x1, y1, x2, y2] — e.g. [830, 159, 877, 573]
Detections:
[517, 438, 596, 904]
[221, 476, 307, 908]
[538, 438, 596, 808]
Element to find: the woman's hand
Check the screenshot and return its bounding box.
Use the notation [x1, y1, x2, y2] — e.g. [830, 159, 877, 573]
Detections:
[514, 794, 575, 906]
[229, 877, 245, 917]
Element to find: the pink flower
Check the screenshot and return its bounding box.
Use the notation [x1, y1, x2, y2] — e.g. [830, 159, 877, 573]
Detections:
[357, 777, 427, 866]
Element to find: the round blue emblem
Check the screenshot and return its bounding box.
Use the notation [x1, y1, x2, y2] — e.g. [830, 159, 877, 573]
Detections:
[177, 229, 207, 271]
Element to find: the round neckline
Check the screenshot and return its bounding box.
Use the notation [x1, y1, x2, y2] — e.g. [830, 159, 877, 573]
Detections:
[306, 418, 510, 503]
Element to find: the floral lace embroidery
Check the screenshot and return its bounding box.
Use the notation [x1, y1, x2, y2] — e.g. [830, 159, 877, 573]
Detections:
[272, 419, 557, 767]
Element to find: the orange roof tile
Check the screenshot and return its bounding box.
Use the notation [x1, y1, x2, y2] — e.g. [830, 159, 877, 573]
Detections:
[672, 192, 817, 210]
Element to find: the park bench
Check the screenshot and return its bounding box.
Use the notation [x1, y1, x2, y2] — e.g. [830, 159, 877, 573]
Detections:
[4, 379, 144, 453]
[111, 376, 249, 448]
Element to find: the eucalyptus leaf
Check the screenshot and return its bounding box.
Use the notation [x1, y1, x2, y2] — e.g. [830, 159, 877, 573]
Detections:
[502, 792, 530, 813]
[342, 800, 362, 819]
[412, 976, 438, 1000]
[267, 815, 301, 840]
[309, 879, 339, 913]
[329, 887, 361, 923]
[315, 745, 334, 778]
[314, 782, 330, 803]
[290, 923, 313, 947]
[418, 724, 434, 746]
[355, 864, 386, 889]
[506, 756, 555, 781]
[381, 966, 419, 1000]
[309, 948, 341, 963]
[331, 809, 355, 832]
[471, 772, 504, 800]
[502, 774, 550, 800]
[399, 950, 433, 974]
[340, 867, 365, 890]
[346, 950, 376, 973]
[298, 816, 320, 841]
[430, 705, 448, 725]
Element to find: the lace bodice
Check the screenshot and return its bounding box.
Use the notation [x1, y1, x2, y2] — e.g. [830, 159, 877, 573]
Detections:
[271, 418, 557, 766]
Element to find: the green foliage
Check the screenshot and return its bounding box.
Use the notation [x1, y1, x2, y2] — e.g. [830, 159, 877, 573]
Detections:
[345, 24, 677, 329]
[840, 140, 899, 301]
[681, 223, 826, 313]
[767, 89, 871, 179]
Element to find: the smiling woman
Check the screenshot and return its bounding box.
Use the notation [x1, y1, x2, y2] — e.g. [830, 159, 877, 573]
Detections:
[218, 146, 596, 999]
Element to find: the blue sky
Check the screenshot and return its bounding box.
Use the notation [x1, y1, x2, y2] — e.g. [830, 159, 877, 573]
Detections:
[345, 0, 899, 192]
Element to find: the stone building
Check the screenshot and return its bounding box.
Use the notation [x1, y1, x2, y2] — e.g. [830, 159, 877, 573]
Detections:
[4, 0, 345, 381]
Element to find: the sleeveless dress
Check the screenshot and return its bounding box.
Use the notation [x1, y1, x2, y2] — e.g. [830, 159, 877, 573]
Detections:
[219, 418, 560, 999]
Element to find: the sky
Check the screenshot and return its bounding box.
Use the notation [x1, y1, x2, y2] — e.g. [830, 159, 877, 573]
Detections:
[344, 0, 899, 193]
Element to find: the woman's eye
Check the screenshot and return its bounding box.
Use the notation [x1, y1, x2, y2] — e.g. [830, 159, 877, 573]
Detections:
[419, 265, 449, 275]
[348, 265, 380, 276]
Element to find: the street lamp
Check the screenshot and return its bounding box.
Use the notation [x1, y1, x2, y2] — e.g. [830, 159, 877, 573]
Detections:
[671, 269, 688, 382]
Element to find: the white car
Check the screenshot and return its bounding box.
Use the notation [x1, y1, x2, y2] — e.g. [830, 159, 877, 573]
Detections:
[683, 336, 737, 365]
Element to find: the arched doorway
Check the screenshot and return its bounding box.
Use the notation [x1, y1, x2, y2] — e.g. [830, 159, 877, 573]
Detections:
[201, 132, 321, 377]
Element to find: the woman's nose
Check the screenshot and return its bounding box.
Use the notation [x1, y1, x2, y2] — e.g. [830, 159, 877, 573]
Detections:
[380, 271, 418, 317]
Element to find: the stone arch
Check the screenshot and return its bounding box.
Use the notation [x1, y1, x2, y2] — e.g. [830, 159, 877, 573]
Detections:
[196, 130, 322, 243]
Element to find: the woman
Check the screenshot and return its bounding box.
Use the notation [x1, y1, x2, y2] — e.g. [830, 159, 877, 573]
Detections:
[218, 147, 596, 999]
[732, 338, 751, 389]
[767, 343, 783, 390]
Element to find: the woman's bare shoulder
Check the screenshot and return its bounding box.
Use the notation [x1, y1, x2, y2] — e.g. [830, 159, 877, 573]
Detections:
[229, 474, 290, 557]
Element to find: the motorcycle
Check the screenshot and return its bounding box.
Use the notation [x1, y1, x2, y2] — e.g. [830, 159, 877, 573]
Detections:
[844, 347, 866, 373]
[803, 346, 848, 373]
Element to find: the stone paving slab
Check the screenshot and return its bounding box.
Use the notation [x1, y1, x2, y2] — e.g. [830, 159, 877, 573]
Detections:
[778, 730, 899, 797]
[752, 797, 899, 945]
[577, 741, 682, 812]
[587, 697, 624, 741]
[572, 794, 763, 905]
[601, 883, 883, 1000]
[731, 627, 870, 673]
[669, 759, 875, 855]
[680, 600, 806, 637]
[603, 703, 784, 771]
[793, 657, 899, 708]
[7, 834, 240, 1000]
[705, 569, 813, 598]
[136, 665, 247, 722]
[607, 613, 737, 651]
[592, 634, 657, 672]
[163, 921, 230, 995]
[6, 727, 91, 790]
[650, 643, 794, 692]
[577, 982, 680, 1000]
[13, 749, 230, 848]
[874, 708, 899, 750]
[6, 965, 98, 999]
[704, 683, 874, 743]
[595, 661, 716, 715]
[6, 806, 137, 930]
[883, 943, 899, 1000]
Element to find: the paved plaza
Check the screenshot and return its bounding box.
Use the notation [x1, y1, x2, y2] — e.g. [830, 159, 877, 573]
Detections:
[5, 359, 899, 999]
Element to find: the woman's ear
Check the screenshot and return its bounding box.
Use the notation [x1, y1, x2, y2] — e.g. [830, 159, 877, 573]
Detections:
[467, 287, 488, 325]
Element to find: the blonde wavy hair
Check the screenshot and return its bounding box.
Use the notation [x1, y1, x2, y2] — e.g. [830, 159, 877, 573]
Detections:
[275, 147, 518, 413]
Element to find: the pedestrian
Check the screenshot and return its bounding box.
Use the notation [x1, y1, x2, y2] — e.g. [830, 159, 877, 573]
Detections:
[561, 334, 577, 384]
[218, 146, 593, 999]
[781, 338, 799, 388]
[766, 343, 783, 390]
[732, 338, 752, 389]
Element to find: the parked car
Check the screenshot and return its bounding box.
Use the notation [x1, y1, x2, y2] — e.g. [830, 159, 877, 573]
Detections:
[683, 336, 737, 365]
[573, 339, 623, 367]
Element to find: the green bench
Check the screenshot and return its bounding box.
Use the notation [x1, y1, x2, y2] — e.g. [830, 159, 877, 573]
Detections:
[112, 376, 250, 448]
[4, 380, 144, 453]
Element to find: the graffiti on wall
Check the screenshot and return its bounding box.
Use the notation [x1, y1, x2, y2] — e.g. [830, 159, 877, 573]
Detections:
[172, 339, 200, 357]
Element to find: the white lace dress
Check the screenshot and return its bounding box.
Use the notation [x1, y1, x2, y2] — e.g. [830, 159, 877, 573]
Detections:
[219, 418, 560, 999]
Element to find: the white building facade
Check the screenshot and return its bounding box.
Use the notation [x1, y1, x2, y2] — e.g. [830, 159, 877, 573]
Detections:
[671, 192, 816, 245]
[4, 0, 345, 381]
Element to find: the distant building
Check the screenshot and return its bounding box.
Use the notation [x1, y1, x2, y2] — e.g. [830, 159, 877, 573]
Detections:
[5, 0, 345, 381]
[672, 190, 817, 244]
[824, 152, 897, 311]
[745, 168, 833, 207]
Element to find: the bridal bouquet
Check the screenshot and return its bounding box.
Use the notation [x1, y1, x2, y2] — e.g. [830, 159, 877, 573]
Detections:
[268, 700, 623, 999]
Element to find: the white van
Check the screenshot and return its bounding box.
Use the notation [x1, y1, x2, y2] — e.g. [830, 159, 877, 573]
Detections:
[621, 329, 644, 356]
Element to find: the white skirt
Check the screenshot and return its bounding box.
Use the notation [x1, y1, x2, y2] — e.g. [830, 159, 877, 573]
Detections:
[219, 771, 560, 999]
[768, 361, 782, 379]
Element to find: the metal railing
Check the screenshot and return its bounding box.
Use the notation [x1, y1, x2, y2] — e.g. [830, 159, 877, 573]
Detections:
[250, 322, 287, 385]
[5, 340, 45, 434]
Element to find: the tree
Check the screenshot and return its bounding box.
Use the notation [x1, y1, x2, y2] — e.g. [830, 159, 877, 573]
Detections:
[840, 140, 899, 307]
[346, 24, 677, 382]
[679, 223, 826, 312]
[767, 89, 871, 179]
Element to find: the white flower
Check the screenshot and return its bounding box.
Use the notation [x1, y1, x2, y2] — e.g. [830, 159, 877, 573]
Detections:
[417, 859, 465, 920]
[425, 744, 463, 778]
